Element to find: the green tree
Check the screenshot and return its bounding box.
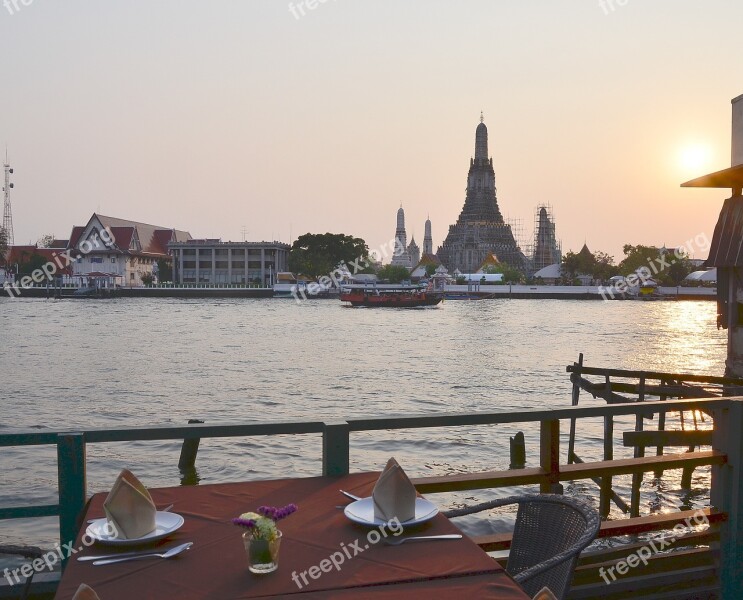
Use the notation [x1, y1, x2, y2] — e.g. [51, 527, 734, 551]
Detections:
[0, 227, 8, 266]
[377, 264, 411, 283]
[17, 252, 49, 278]
[482, 262, 523, 283]
[157, 258, 173, 282]
[140, 272, 154, 286]
[562, 248, 617, 282]
[37, 234, 56, 248]
[288, 233, 370, 278]
[425, 263, 437, 277]
[619, 245, 691, 285]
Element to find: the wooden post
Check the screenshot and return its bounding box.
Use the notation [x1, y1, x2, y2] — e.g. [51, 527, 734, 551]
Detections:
[178, 419, 204, 472]
[323, 421, 350, 476]
[57, 433, 86, 566]
[567, 353, 583, 464]
[509, 431, 526, 469]
[631, 376, 646, 517]
[540, 419, 561, 494]
[710, 401, 743, 598]
[600, 415, 613, 517]
[655, 377, 667, 478]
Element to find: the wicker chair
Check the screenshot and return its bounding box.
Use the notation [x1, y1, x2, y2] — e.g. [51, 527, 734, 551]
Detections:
[0, 544, 45, 600]
[444, 494, 600, 600]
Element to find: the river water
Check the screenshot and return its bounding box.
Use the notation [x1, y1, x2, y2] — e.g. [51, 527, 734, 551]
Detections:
[0, 297, 726, 549]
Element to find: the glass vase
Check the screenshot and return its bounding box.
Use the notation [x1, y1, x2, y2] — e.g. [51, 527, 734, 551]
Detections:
[243, 530, 282, 574]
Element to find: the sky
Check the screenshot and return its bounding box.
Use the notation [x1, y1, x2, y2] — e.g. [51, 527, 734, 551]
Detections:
[1, 0, 742, 262]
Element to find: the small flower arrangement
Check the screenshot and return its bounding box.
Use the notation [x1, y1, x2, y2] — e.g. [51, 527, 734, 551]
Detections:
[232, 504, 297, 541]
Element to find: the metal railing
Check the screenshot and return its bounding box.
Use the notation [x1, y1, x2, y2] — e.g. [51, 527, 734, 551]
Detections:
[1, 397, 741, 596]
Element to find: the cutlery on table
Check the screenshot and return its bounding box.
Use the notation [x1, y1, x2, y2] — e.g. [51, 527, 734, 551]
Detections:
[87, 503, 174, 524]
[90, 542, 192, 565]
[78, 540, 188, 562]
[383, 534, 462, 546]
[339, 490, 362, 502]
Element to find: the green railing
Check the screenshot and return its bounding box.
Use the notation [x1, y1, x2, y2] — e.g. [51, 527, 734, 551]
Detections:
[1, 397, 741, 596]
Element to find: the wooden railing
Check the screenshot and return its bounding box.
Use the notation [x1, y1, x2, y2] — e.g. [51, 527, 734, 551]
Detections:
[1, 397, 742, 598]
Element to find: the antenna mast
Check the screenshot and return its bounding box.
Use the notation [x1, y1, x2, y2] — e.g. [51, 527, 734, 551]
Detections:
[2, 151, 14, 246]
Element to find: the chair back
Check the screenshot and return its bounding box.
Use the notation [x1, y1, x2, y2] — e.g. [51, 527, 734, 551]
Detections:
[507, 498, 593, 599]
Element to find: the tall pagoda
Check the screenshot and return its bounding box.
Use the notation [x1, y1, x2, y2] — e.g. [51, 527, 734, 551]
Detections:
[437, 115, 525, 273]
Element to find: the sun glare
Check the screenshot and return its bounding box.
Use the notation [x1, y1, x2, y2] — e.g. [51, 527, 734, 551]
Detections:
[679, 144, 712, 174]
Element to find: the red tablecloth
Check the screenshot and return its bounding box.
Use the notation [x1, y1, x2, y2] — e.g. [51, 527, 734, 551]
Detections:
[54, 472, 530, 599]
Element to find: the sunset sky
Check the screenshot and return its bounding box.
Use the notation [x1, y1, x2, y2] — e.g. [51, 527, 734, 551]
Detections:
[1, 1, 742, 262]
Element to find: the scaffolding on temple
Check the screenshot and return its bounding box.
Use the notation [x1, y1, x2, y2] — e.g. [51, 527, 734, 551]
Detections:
[530, 203, 562, 274]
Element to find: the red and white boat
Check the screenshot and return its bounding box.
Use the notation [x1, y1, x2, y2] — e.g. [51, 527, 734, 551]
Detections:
[339, 285, 443, 308]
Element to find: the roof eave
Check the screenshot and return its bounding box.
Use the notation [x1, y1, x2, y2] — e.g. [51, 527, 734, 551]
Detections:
[681, 164, 743, 189]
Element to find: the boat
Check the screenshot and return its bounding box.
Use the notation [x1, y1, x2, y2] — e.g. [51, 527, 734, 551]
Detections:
[340, 285, 443, 307]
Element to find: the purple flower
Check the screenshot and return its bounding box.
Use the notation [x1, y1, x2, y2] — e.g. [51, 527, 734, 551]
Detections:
[256, 504, 298, 522]
[231, 517, 257, 529]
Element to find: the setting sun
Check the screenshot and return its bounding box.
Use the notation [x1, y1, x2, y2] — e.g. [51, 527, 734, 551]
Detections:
[679, 143, 712, 174]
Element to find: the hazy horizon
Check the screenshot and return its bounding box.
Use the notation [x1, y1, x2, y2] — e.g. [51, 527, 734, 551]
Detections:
[2, 1, 742, 262]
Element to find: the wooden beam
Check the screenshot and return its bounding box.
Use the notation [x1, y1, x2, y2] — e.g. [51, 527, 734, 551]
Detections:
[566, 364, 743, 386]
[471, 507, 726, 551]
[412, 468, 548, 494]
[560, 450, 726, 480]
[414, 452, 726, 494]
[623, 430, 714, 448]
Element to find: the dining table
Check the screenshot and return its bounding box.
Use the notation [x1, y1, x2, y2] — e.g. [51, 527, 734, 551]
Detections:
[54, 471, 532, 599]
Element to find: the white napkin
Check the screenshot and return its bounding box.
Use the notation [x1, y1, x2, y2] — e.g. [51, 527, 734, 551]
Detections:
[372, 457, 417, 522]
[103, 469, 157, 539]
[72, 584, 101, 600]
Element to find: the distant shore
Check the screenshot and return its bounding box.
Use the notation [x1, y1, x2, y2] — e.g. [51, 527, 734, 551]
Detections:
[3, 284, 716, 301]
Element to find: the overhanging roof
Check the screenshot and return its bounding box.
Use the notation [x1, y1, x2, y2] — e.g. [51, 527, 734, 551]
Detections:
[681, 164, 743, 188]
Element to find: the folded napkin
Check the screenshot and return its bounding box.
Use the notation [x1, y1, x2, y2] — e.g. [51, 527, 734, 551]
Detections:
[372, 457, 416, 522]
[72, 584, 101, 600]
[103, 469, 157, 539]
[532, 587, 558, 600]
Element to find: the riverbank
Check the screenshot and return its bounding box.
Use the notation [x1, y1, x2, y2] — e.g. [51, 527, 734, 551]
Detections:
[3, 284, 716, 300]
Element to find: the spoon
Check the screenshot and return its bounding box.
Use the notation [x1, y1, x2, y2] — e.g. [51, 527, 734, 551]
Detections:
[91, 542, 192, 565]
[383, 534, 462, 546]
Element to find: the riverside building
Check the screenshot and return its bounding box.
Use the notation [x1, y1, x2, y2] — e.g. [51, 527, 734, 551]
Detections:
[169, 239, 290, 286]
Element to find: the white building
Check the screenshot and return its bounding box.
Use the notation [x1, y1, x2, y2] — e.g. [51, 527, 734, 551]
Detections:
[68, 214, 192, 287]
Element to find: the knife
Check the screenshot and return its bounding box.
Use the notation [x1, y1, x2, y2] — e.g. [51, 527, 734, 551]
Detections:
[77, 542, 184, 562]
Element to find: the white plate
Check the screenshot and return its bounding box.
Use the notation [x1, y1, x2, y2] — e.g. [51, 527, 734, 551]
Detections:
[344, 497, 438, 527]
[85, 512, 185, 546]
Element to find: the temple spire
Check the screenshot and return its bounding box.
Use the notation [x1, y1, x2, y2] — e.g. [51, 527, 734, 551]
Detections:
[475, 115, 488, 161]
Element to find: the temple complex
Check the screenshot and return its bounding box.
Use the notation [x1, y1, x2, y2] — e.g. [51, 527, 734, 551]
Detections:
[437, 115, 526, 273]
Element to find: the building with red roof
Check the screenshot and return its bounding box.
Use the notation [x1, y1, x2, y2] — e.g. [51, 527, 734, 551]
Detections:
[67, 214, 191, 287]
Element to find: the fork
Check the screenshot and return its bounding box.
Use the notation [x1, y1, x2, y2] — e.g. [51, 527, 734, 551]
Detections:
[383, 534, 462, 546]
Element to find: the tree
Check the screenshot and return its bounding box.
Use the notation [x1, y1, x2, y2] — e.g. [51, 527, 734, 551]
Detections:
[0, 227, 8, 266]
[482, 262, 523, 283]
[17, 252, 49, 278]
[562, 248, 617, 282]
[377, 264, 411, 283]
[288, 233, 370, 278]
[140, 272, 154, 286]
[157, 258, 173, 283]
[425, 263, 437, 277]
[37, 234, 56, 248]
[619, 245, 692, 285]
